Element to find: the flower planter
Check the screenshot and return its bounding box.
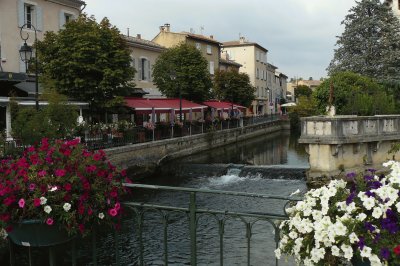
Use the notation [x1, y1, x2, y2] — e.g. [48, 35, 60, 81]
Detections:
[8, 220, 74, 247]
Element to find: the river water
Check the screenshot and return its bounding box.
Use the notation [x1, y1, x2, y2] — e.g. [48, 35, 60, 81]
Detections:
[89, 130, 310, 266]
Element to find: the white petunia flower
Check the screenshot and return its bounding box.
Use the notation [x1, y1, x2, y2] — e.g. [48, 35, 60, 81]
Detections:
[98, 212, 105, 219]
[356, 213, 367, 222]
[349, 232, 359, 244]
[44, 205, 52, 214]
[331, 245, 341, 257]
[310, 247, 325, 263]
[63, 203, 71, 212]
[341, 244, 353, 260]
[360, 246, 372, 258]
[274, 248, 281, 259]
[362, 197, 375, 210]
[372, 207, 383, 219]
[40, 197, 47, 205]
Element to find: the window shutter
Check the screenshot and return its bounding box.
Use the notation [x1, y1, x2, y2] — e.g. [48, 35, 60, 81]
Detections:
[59, 11, 65, 29]
[36, 6, 43, 31]
[18, 0, 25, 27]
[148, 60, 151, 81]
[138, 58, 142, 80]
[132, 58, 137, 80]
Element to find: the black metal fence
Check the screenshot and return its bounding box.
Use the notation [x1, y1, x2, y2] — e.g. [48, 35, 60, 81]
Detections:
[0, 114, 282, 158]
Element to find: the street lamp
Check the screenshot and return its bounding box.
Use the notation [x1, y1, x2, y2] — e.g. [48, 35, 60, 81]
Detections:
[170, 71, 182, 122]
[19, 24, 39, 111]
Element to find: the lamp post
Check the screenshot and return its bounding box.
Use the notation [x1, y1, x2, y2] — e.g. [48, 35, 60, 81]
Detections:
[169, 71, 182, 122]
[19, 24, 39, 111]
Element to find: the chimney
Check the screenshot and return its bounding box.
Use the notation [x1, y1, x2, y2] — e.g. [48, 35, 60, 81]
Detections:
[210, 35, 213, 39]
[164, 23, 170, 32]
[159, 25, 165, 32]
[136, 34, 141, 39]
[239, 36, 245, 44]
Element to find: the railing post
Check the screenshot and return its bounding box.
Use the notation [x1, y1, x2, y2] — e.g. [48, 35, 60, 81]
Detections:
[189, 192, 197, 266]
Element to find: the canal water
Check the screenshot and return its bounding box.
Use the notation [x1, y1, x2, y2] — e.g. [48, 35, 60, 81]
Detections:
[91, 130, 309, 266]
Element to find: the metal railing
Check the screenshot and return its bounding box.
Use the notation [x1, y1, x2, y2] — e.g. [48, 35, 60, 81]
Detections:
[122, 183, 300, 266]
[1, 114, 282, 158]
[6, 183, 300, 265]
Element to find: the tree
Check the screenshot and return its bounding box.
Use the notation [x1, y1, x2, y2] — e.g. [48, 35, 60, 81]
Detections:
[294, 85, 313, 99]
[36, 14, 135, 110]
[313, 72, 395, 115]
[12, 89, 78, 145]
[212, 69, 256, 107]
[152, 43, 212, 103]
[327, 0, 400, 83]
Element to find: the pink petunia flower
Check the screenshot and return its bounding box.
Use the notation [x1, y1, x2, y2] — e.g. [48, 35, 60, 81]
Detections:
[33, 198, 41, 207]
[46, 218, 54, 225]
[18, 198, 25, 208]
[54, 169, 66, 177]
[38, 170, 47, 177]
[108, 208, 118, 217]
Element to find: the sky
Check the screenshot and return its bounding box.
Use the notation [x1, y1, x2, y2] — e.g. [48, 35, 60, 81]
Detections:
[85, 0, 359, 80]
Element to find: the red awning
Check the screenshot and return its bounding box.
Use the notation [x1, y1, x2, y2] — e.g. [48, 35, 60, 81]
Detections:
[125, 97, 207, 114]
[202, 100, 246, 111]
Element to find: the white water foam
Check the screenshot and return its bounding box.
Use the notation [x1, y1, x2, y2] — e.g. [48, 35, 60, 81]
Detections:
[206, 172, 263, 187]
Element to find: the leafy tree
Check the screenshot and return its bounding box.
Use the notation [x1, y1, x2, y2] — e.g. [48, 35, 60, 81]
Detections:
[36, 14, 135, 110]
[294, 85, 313, 99]
[313, 72, 395, 115]
[212, 69, 255, 107]
[289, 96, 318, 133]
[152, 43, 212, 103]
[12, 90, 78, 145]
[327, 0, 400, 83]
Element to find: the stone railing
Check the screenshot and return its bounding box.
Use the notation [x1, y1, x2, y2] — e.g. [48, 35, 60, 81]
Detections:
[299, 115, 400, 144]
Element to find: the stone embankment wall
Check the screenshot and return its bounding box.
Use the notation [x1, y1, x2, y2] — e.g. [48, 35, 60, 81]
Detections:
[105, 120, 289, 176]
[299, 115, 400, 181]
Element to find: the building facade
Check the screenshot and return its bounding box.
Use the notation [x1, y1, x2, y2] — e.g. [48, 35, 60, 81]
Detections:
[124, 34, 165, 98]
[152, 23, 221, 77]
[0, 0, 85, 139]
[385, 0, 400, 19]
[222, 37, 269, 115]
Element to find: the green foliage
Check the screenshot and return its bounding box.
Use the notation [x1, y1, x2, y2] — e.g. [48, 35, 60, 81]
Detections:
[313, 72, 395, 115]
[12, 90, 78, 144]
[36, 14, 135, 110]
[294, 85, 312, 99]
[289, 96, 318, 132]
[152, 43, 212, 103]
[212, 69, 255, 107]
[327, 0, 400, 83]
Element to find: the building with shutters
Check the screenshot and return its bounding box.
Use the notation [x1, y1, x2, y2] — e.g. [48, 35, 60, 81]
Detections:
[222, 37, 270, 115]
[124, 34, 166, 98]
[152, 23, 221, 77]
[0, 0, 85, 138]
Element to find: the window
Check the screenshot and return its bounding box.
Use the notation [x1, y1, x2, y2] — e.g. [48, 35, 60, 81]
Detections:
[18, 1, 42, 31]
[209, 61, 214, 75]
[59, 10, 76, 29]
[139, 58, 151, 81]
[25, 4, 35, 29]
[256, 50, 259, 61]
[207, 45, 212, 54]
[195, 43, 201, 50]
[65, 13, 72, 24]
[256, 68, 259, 79]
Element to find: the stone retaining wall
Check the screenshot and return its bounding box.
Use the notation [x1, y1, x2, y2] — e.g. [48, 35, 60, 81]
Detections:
[105, 120, 290, 174]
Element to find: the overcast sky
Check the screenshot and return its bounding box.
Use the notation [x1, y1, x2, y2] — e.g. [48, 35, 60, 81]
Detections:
[85, 0, 359, 80]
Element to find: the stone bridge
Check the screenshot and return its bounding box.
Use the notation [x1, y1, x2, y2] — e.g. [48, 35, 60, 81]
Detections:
[299, 115, 400, 181]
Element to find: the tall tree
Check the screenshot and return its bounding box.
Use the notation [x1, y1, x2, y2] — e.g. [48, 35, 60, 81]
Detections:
[327, 0, 400, 83]
[36, 14, 135, 110]
[212, 69, 255, 107]
[294, 85, 313, 99]
[152, 43, 212, 103]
